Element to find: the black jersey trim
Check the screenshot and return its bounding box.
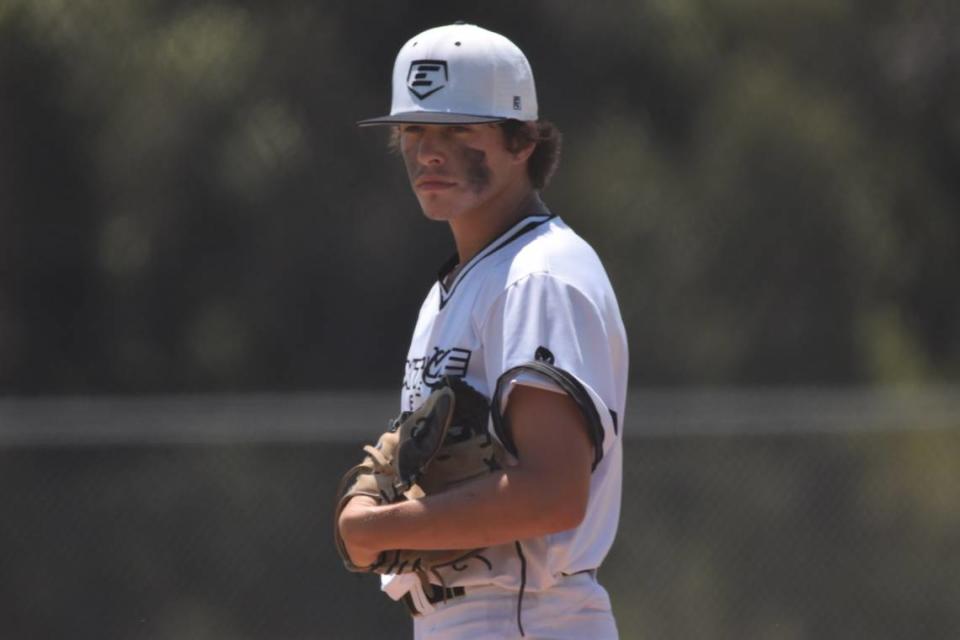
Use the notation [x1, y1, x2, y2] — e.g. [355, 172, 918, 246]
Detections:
[437, 214, 555, 310]
[436, 254, 459, 285]
[491, 361, 607, 471]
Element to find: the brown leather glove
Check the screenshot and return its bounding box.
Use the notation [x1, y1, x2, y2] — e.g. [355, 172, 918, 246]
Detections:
[333, 377, 505, 578]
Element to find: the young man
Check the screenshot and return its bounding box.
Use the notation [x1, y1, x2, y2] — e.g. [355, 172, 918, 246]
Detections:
[339, 23, 628, 639]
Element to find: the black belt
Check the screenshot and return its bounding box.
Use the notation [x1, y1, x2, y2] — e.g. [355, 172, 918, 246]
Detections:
[403, 584, 466, 616]
[402, 568, 598, 617]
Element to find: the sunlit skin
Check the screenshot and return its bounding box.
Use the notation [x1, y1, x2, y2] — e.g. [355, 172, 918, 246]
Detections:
[338, 123, 594, 569]
[399, 123, 543, 264]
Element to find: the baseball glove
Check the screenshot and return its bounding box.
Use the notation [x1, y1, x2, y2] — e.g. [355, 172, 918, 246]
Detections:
[333, 376, 505, 581]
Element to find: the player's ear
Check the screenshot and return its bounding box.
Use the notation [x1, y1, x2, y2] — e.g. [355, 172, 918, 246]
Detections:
[512, 142, 536, 164]
[499, 121, 536, 165]
[509, 123, 537, 164]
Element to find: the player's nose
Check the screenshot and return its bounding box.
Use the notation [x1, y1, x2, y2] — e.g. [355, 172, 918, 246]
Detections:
[415, 128, 446, 165]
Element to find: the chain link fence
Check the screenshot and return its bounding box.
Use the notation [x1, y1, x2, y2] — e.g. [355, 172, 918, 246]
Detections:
[1, 388, 958, 639]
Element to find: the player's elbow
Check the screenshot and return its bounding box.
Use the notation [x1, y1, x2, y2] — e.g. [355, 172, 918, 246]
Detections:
[548, 498, 588, 532]
[555, 482, 590, 530]
[506, 465, 590, 536]
[534, 473, 590, 533]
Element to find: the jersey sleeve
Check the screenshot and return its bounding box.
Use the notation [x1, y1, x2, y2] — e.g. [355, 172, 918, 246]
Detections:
[478, 272, 620, 467]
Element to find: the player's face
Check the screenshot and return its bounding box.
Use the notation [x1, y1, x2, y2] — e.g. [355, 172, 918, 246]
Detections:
[399, 123, 528, 221]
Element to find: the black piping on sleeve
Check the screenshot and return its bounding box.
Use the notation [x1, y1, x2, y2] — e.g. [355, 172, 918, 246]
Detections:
[491, 361, 606, 471]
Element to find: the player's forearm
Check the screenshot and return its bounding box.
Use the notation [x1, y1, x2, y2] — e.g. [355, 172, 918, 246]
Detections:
[341, 464, 587, 553]
[337, 385, 595, 558]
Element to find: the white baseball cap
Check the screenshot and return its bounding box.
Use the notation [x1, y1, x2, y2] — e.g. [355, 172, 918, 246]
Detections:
[357, 22, 538, 126]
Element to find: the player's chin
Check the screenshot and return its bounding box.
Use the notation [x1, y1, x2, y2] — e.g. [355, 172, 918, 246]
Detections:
[417, 197, 461, 222]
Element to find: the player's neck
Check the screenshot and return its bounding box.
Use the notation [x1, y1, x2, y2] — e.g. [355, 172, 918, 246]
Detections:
[448, 187, 547, 266]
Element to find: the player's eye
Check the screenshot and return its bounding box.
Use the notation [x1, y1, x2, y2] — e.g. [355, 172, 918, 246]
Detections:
[448, 125, 470, 133]
[401, 125, 424, 135]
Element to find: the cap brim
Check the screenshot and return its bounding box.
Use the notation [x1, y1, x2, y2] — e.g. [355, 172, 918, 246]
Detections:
[356, 111, 507, 127]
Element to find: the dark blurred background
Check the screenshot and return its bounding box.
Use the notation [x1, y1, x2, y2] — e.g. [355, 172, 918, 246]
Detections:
[1, 1, 959, 638]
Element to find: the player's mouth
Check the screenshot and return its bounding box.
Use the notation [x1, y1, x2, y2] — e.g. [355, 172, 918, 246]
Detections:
[415, 176, 457, 191]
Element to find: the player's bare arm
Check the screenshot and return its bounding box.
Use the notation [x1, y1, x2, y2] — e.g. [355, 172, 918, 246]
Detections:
[338, 385, 593, 562]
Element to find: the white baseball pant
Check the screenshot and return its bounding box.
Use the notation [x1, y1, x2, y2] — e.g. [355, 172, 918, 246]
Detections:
[412, 572, 618, 640]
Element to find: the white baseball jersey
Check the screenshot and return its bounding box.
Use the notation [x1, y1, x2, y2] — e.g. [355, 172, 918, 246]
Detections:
[398, 212, 628, 597]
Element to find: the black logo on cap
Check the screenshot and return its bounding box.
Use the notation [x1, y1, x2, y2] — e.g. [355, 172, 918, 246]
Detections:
[407, 59, 448, 100]
[535, 346, 555, 364]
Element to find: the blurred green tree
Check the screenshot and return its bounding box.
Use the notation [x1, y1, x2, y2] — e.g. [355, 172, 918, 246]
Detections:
[1, 0, 957, 392]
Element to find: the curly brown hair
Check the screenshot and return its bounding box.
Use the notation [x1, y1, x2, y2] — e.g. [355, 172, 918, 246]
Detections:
[388, 120, 563, 190]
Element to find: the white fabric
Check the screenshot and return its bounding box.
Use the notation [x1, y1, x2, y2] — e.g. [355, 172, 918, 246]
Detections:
[395, 214, 627, 634]
[413, 572, 618, 640]
[501, 371, 564, 404]
[382, 573, 433, 613]
[386, 23, 537, 122]
[398, 215, 627, 584]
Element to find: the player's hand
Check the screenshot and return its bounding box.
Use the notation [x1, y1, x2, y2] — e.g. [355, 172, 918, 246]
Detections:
[337, 495, 382, 568]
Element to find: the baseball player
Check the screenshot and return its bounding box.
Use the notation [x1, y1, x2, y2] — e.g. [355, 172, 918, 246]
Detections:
[337, 23, 628, 639]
